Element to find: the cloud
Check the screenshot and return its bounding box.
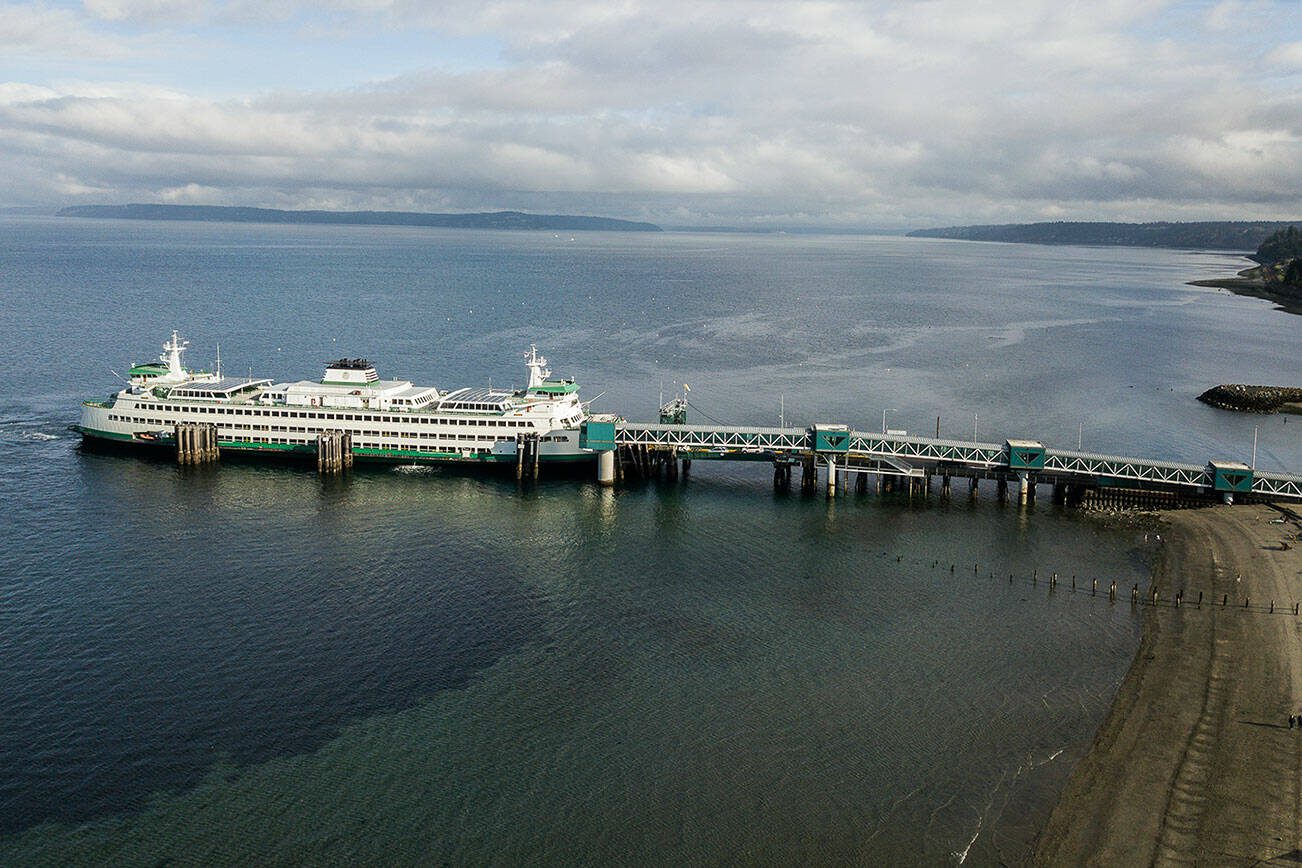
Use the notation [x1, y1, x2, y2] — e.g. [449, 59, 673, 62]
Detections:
[0, 0, 1297, 224]
[1266, 40, 1302, 68]
[0, 3, 139, 57]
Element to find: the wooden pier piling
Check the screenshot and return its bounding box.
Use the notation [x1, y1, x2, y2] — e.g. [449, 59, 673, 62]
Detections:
[175, 422, 219, 465]
[316, 430, 352, 473]
[515, 433, 542, 481]
[800, 454, 816, 495]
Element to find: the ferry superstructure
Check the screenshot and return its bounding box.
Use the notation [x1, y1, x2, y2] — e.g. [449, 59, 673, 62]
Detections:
[76, 332, 595, 466]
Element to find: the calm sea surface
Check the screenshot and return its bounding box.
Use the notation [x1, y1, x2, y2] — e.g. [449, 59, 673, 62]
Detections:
[1, 218, 1298, 864]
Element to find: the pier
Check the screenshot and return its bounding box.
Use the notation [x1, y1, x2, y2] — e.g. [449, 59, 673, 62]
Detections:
[580, 417, 1302, 505]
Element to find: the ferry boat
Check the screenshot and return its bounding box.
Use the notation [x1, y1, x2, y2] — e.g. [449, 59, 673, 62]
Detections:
[76, 331, 596, 467]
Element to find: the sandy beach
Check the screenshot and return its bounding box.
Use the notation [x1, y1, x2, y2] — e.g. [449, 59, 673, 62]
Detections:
[1036, 504, 1302, 865]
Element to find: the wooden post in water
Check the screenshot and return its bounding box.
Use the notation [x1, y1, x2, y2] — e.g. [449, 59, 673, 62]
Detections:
[317, 430, 349, 474]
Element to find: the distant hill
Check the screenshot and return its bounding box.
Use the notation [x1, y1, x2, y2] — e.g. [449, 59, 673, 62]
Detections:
[58, 204, 663, 232]
[1252, 225, 1302, 265]
[907, 221, 1300, 251]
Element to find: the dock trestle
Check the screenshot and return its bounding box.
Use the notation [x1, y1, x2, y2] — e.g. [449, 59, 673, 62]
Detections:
[585, 422, 1302, 506]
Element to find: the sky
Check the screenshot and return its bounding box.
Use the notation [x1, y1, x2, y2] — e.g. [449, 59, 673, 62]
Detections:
[1, 0, 1299, 228]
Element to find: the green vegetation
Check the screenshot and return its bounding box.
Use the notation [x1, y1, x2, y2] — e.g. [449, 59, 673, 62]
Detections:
[1252, 225, 1302, 265]
[1188, 224, 1302, 311]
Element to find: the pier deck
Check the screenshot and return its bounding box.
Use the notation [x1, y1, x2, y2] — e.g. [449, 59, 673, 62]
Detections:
[592, 420, 1302, 504]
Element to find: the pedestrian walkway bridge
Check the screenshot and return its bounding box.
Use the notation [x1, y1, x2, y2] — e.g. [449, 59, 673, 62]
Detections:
[580, 417, 1302, 505]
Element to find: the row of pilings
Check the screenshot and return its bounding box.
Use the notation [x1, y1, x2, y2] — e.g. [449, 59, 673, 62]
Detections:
[316, 430, 353, 473]
[516, 432, 541, 481]
[759, 456, 1219, 509]
[175, 422, 219, 465]
[615, 443, 690, 484]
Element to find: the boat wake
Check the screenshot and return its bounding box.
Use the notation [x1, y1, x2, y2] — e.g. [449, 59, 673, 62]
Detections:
[393, 464, 435, 475]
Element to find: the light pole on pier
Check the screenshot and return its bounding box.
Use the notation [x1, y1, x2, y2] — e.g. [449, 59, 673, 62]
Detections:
[973, 412, 978, 443]
[882, 408, 897, 435]
[1252, 425, 1258, 470]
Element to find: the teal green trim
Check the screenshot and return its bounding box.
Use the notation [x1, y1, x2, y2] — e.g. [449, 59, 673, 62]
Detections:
[579, 420, 616, 451]
[77, 427, 136, 442]
[78, 426, 594, 466]
[812, 425, 850, 453]
[217, 440, 313, 454]
[529, 381, 579, 395]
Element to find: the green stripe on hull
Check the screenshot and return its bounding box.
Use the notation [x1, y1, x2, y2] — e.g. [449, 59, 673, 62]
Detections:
[75, 427, 136, 443]
[78, 427, 593, 466]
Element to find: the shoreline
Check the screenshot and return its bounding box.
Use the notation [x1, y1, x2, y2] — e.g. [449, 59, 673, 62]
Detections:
[1189, 277, 1302, 315]
[1035, 504, 1302, 864]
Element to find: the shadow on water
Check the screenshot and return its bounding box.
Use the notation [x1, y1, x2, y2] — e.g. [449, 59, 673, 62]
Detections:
[0, 445, 554, 835]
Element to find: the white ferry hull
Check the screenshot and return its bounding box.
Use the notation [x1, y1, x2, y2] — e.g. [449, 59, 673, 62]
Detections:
[77, 397, 593, 466]
[77, 334, 599, 471]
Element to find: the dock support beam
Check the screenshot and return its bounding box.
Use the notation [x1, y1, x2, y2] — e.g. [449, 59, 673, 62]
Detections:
[826, 457, 837, 498]
[316, 430, 352, 473]
[800, 455, 816, 495]
[597, 450, 615, 487]
[773, 461, 792, 493]
[516, 433, 541, 481]
[176, 422, 219, 465]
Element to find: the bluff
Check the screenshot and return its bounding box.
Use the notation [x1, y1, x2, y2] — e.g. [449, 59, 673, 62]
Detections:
[1188, 225, 1302, 313]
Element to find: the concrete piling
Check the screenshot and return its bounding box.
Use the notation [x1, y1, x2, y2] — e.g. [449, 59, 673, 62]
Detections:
[597, 449, 616, 487]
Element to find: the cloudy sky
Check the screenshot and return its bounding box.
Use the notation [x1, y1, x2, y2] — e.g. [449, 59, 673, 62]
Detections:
[1, 0, 1299, 227]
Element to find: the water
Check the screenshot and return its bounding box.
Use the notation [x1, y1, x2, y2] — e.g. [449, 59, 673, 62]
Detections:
[1, 218, 1298, 864]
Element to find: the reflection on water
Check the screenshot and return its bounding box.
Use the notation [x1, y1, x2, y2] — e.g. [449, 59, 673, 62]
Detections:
[2, 220, 1295, 863]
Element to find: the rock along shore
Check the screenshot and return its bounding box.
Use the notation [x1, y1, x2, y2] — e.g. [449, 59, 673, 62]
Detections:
[1197, 384, 1302, 414]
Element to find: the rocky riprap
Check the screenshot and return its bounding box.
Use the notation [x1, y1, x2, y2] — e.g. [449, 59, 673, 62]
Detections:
[1197, 384, 1302, 413]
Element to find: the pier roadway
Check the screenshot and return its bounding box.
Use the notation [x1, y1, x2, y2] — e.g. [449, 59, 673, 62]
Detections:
[581, 419, 1302, 505]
